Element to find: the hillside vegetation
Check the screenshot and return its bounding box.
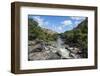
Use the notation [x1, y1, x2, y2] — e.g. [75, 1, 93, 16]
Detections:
[28, 18, 58, 42]
[28, 17, 88, 60]
[62, 18, 88, 58]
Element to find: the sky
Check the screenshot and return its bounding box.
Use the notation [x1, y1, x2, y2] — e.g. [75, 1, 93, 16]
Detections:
[28, 15, 86, 33]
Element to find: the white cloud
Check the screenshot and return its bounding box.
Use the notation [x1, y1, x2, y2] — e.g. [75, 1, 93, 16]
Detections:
[74, 21, 80, 25]
[71, 16, 86, 21]
[71, 16, 86, 27]
[52, 25, 63, 33]
[58, 26, 63, 30]
[53, 25, 57, 30]
[44, 21, 49, 25]
[58, 26, 64, 33]
[61, 20, 72, 26]
[33, 16, 50, 28]
[33, 16, 44, 26]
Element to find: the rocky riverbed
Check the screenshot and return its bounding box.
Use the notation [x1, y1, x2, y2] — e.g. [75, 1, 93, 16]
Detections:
[28, 37, 82, 61]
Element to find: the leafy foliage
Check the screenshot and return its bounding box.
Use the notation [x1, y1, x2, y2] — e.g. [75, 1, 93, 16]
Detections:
[28, 18, 57, 42]
[28, 17, 88, 58]
[62, 18, 88, 58]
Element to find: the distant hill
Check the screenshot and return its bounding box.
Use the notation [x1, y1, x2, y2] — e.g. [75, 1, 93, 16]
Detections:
[42, 28, 57, 35]
[28, 18, 58, 41]
[28, 17, 88, 58]
[74, 18, 88, 32]
[62, 18, 88, 58]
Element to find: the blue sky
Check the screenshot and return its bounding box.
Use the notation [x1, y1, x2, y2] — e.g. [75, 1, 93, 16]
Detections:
[28, 15, 86, 33]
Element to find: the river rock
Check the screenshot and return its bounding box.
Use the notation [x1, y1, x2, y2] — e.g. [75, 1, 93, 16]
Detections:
[58, 48, 72, 59]
[28, 51, 61, 60]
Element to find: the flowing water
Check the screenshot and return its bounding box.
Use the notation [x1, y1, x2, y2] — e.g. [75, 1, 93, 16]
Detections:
[29, 36, 81, 60]
[57, 37, 63, 49]
[56, 36, 72, 58]
[42, 36, 80, 59]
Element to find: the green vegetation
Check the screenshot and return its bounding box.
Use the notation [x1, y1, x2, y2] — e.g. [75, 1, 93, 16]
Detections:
[28, 18, 58, 42]
[28, 17, 88, 58]
[62, 18, 88, 58]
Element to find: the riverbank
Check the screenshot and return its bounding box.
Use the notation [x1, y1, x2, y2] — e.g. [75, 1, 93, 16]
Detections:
[28, 38, 82, 61]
